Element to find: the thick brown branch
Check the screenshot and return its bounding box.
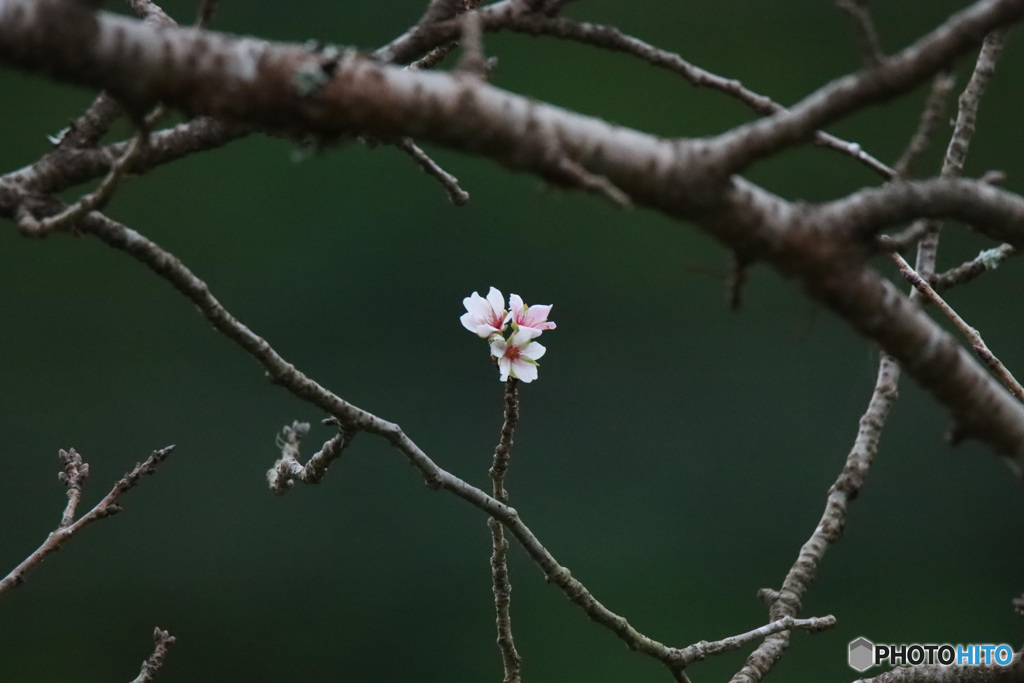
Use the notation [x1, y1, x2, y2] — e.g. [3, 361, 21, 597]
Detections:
[3, 1, 1024, 469]
[818, 178, 1024, 249]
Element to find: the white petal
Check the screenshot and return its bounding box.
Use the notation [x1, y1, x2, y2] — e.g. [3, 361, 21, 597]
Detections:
[508, 329, 536, 347]
[511, 358, 538, 383]
[460, 311, 479, 333]
[526, 304, 554, 328]
[509, 293, 525, 319]
[489, 338, 508, 358]
[515, 326, 543, 340]
[464, 292, 490, 318]
[497, 357, 511, 381]
[521, 341, 546, 360]
[486, 287, 505, 313]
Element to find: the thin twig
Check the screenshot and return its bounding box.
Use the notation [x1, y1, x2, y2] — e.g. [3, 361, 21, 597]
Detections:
[489, 379, 522, 683]
[17, 127, 148, 236]
[932, 243, 1018, 292]
[393, 9, 474, 204]
[0, 445, 175, 598]
[492, 13, 897, 180]
[892, 71, 956, 178]
[679, 614, 835, 665]
[46, 0, 178, 151]
[731, 355, 900, 683]
[267, 419, 354, 494]
[875, 220, 933, 254]
[57, 447, 89, 528]
[50, 93, 124, 151]
[395, 137, 470, 205]
[128, 627, 176, 683]
[914, 28, 1007, 278]
[837, 0, 886, 67]
[408, 42, 459, 70]
[74, 210, 688, 666]
[892, 251, 1024, 404]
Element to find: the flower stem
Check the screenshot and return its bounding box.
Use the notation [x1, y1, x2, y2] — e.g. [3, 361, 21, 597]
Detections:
[489, 377, 522, 683]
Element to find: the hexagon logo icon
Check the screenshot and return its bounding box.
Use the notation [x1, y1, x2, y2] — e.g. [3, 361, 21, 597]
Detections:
[849, 637, 874, 672]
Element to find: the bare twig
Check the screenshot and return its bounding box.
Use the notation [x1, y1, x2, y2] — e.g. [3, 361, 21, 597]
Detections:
[489, 379, 522, 683]
[455, 10, 489, 77]
[50, 94, 123, 150]
[892, 251, 1024, 405]
[875, 220, 933, 254]
[3, 117, 248, 207]
[680, 614, 835, 665]
[57, 447, 89, 528]
[73, 210, 688, 666]
[0, 445, 175, 598]
[837, 0, 885, 67]
[932, 243, 1018, 292]
[892, 72, 956, 178]
[731, 354, 900, 682]
[408, 42, 459, 70]
[17, 127, 148, 236]
[128, 627, 176, 683]
[267, 419, 353, 494]
[711, 3, 1020, 175]
[395, 137, 470, 205]
[46, 0, 178, 151]
[494, 13, 896, 179]
[914, 28, 1007, 277]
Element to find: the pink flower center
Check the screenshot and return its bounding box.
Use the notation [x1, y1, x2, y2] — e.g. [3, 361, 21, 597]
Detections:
[504, 344, 521, 362]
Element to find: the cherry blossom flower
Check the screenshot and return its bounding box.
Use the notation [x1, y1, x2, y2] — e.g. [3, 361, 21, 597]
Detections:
[509, 293, 556, 338]
[489, 330, 546, 383]
[461, 287, 509, 338]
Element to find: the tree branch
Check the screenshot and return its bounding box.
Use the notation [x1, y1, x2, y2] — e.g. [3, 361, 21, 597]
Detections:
[892, 252, 1024, 404]
[709, 0, 1024, 174]
[731, 354, 900, 682]
[489, 378, 522, 683]
[4, 2, 1024, 470]
[128, 627, 176, 683]
[0, 445, 175, 598]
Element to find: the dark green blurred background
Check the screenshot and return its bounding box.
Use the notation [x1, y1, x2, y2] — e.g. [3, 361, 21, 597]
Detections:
[1, 2, 1023, 681]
